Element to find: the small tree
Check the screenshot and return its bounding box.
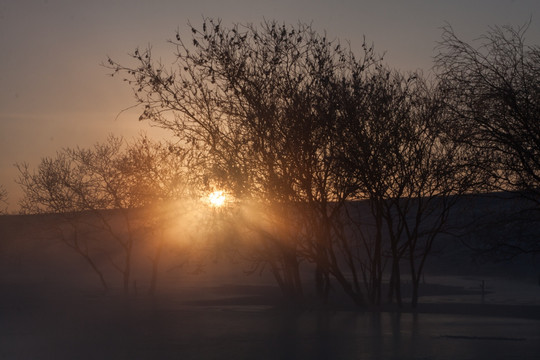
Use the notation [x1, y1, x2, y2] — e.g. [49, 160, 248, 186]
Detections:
[17, 153, 110, 291]
[382, 80, 474, 308]
[338, 67, 476, 307]
[117, 135, 199, 295]
[17, 135, 178, 294]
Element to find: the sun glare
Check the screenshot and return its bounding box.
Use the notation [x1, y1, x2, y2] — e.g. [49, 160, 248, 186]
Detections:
[208, 190, 226, 208]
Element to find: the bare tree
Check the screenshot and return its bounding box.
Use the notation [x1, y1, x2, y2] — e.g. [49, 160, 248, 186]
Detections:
[17, 135, 175, 294]
[107, 19, 385, 306]
[435, 23, 540, 197]
[17, 154, 111, 291]
[117, 135, 200, 295]
[383, 80, 474, 308]
[337, 67, 412, 306]
[338, 67, 476, 307]
[435, 23, 540, 258]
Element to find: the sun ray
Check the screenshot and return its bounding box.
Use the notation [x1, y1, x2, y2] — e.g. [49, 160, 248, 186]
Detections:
[208, 190, 226, 208]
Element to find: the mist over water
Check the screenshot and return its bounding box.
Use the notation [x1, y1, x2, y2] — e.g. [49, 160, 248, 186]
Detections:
[2, 284, 540, 360]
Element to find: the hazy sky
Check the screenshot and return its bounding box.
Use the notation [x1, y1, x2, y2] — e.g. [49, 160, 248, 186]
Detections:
[1, 0, 539, 210]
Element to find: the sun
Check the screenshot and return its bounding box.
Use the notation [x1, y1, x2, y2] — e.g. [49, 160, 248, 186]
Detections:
[208, 190, 226, 208]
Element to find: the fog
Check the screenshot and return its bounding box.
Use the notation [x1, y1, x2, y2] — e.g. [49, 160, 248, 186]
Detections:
[1, 207, 540, 359]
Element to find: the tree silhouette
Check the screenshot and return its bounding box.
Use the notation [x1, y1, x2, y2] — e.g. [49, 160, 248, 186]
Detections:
[336, 66, 475, 307]
[107, 19, 387, 305]
[118, 135, 201, 295]
[107, 18, 479, 308]
[436, 23, 540, 199]
[435, 23, 540, 259]
[17, 135, 196, 294]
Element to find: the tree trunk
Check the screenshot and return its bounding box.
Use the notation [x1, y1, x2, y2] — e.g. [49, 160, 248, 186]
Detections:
[123, 243, 133, 295]
[85, 255, 109, 293]
[371, 209, 383, 306]
[149, 237, 164, 296]
[283, 250, 303, 304]
[332, 268, 366, 307]
[411, 277, 420, 308]
[388, 259, 402, 307]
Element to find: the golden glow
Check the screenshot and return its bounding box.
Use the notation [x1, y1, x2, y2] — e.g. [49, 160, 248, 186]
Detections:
[208, 190, 226, 208]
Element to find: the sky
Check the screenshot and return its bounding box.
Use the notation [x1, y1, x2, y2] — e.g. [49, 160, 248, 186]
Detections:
[1, 0, 540, 211]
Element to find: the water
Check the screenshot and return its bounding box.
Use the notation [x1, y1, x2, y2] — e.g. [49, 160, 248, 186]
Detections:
[2, 276, 540, 359]
[102, 306, 539, 360]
